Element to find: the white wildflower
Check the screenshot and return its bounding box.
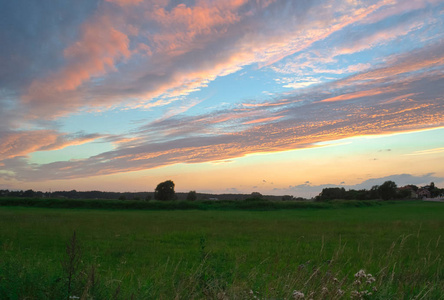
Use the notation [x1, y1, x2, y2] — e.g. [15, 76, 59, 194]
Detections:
[354, 269, 366, 279]
[292, 290, 305, 299]
[350, 290, 360, 298]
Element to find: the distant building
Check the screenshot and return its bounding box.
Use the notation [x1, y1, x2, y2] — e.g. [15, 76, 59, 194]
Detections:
[398, 185, 418, 199]
[417, 188, 431, 199]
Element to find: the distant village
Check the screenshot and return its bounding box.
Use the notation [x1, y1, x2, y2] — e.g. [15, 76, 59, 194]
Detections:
[399, 183, 443, 200]
[316, 181, 443, 201]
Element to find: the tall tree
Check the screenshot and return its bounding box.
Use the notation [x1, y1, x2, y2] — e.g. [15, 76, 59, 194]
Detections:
[378, 180, 397, 200]
[154, 180, 176, 201]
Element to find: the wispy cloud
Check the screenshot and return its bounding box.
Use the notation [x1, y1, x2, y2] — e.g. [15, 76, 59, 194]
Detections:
[106, 0, 143, 7]
[243, 116, 283, 125]
[407, 147, 444, 156]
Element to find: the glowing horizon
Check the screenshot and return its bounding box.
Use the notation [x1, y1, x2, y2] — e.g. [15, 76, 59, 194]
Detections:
[1, 0, 443, 197]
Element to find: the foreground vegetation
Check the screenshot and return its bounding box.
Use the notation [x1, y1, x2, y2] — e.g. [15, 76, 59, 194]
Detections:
[0, 197, 389, 211]
[0, 201, 443, 299]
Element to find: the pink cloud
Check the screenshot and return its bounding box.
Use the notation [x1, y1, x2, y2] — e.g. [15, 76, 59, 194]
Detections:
[243, 116, 283, 125]
[342, 44, 444, 84]
[363, 0, 442, 24]
[0, 130, 102, 160]
[318, 88, 390, 103]
[258, 1, 390, 68]
[381, 93, 417, 104]
[337, 21, 423, 56]
[242, 100, 291, 108]
[23, 14, 131, 116]
[0, 130, 59, 160]
[146, 0, 248, 55]
[271, 10, 429, 80]
[106, 0, 143, 6]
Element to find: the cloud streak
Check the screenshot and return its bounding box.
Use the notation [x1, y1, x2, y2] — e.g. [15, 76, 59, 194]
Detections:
[0, 130, 103, 161]
[1, 0, 443, 188]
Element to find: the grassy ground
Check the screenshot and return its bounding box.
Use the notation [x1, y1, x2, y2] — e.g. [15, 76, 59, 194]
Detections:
[0, 201, 443, 299]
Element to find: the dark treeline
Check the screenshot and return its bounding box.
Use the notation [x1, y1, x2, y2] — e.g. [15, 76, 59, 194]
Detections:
[1, 181, 442, 203]
[0, 189, 152, 201]
[0, 189, 296, 202]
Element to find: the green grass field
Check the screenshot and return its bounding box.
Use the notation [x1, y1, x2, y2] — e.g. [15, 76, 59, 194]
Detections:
[0, 201, 443, 299]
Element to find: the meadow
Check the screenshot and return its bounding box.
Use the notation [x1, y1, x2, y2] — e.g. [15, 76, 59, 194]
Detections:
[0, 201, 443, 299]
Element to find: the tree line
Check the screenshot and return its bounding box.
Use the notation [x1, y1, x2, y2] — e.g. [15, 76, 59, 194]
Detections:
[1, 180, 442, 202]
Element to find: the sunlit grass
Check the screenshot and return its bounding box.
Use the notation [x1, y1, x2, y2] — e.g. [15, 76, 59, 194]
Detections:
[0, 202, 443, 299]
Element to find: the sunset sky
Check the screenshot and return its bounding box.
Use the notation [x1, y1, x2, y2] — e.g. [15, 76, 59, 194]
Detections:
[1, 0, 443, 197]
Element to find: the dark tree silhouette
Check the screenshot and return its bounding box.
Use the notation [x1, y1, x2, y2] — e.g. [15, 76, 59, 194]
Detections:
[281, 195, 294, 201]
[250, 192, 263, 199]
[378, 180, 397, 200]
[186, 190, 197, 201]
[154, 180, 176, 201]
[318, 187, 347, 200]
